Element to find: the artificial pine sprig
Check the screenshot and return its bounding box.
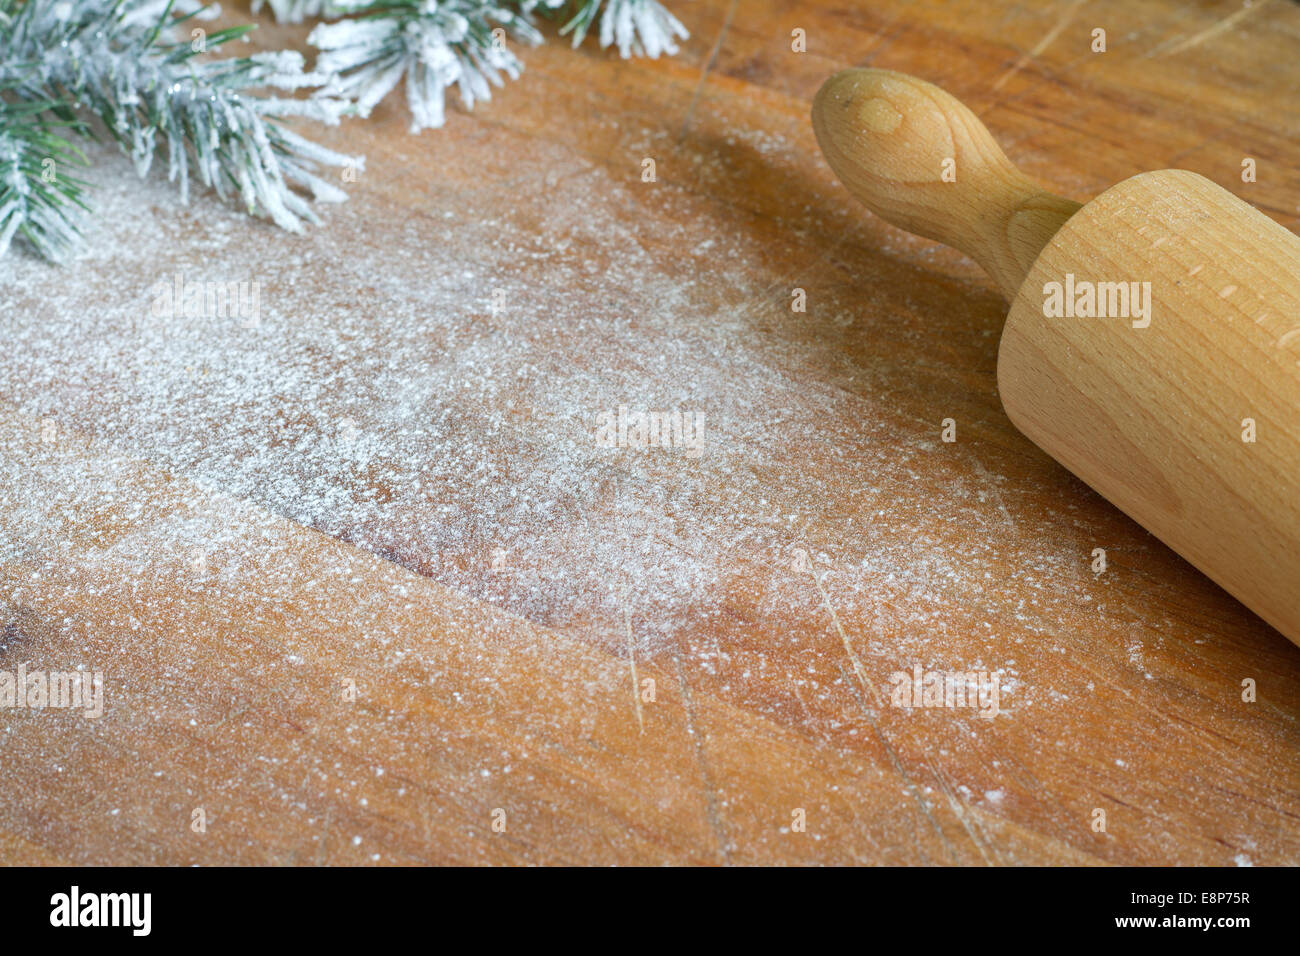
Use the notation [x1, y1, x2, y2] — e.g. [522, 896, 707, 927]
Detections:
[0, 0, 361, 260]
[0, 96, 91, 260]
[0, 0, 686, 261]
[258, 0, 688, 133]
[308, 0, 541, 132]
[558, 0, 688, 58]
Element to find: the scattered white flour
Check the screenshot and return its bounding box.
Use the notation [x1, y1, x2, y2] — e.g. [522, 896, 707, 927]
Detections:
[0, 139, 1087, 668]
[1, 113, 1289, 865]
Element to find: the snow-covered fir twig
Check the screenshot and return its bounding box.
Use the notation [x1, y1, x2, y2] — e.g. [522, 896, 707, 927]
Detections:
[0, 0, 688, 260]
[558, 0, 688, 59]
[0, 95, 91, 260]
[308, 1, 543, 132]
[272, 0, 688, 133]
[0, 0, 362, 260]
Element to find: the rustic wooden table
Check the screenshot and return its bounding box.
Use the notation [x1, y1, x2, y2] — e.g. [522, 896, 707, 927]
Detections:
[1, 0, 1298, 865]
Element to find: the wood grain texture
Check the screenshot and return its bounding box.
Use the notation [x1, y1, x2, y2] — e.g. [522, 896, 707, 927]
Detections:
[812, 68, 1082, 300]
[1002, 169, 1300, 648]
[812, 69, 1300, 646]
[1, 0, 1299, 866]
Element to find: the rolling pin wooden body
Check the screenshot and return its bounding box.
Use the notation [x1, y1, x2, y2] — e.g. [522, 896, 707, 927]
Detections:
[813, 69, 1300, 647]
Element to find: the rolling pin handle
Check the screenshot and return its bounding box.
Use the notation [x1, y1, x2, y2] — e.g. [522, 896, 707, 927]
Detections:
[812, 69, 1082, 301]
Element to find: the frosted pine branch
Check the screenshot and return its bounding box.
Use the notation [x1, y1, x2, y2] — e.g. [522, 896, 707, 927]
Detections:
[0, 0, 363, 260]
[309, 1, 542, 132]
[268, 1, 687, 132]
[556, 0, 688, 58]
[0, 0, 689, 260]
[0, 96, 91, 260]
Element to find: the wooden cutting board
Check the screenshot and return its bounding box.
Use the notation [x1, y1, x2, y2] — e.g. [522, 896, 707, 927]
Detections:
[1, 0, 1297, 865]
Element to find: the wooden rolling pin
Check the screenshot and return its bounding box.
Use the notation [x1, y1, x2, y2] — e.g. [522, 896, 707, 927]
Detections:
[812, 68, 1300, 648]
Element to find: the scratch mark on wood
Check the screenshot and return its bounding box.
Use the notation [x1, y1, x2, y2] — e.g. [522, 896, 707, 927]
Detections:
[624, 607, 645, 735]
[990, 0, 1086, 93]
[929, 756, 997, 865]
[970, 455, 1016, 533]
[314, 807, 332, 867]
[677, 0, 739, 141]
[811, 567, 880, 708]
[813, 570, 958, 862]
[1147, 0, 1271, 58]
[835, 658, 957, 865]
[671, 643, 731, 863]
